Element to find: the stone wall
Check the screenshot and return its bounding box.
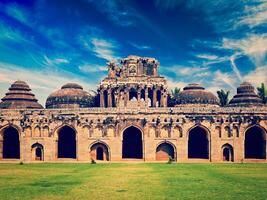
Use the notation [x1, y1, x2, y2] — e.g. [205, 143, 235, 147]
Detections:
[0, 106, 266, 163]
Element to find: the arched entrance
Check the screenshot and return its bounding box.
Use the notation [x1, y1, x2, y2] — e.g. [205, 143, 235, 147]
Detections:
[90, 142, 109, 161]
[122, 126, 143, 159]
[31, 143, 44, 161]
[188, 126, 209, 159]
[245, 126, 266, 159]
[222, 144, 233, 162]
[156, 142, 175, 161]
[2, 126, 20, 159]
[57, 126, 76, 159]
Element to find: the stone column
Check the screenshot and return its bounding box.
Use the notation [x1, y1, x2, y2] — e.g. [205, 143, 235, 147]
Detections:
[124, 90, 128, 107]
[100, 90, 104, 107]
[108, 89, 112, 108]
[145, 88, 148, 100]
[153, 88, 157, 107]
[137, 89, 141, 101]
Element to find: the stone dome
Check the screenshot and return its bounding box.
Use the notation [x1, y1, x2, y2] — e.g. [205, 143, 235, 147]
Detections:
[176, 83, 219, 106]
[0, 80, 43, 109]
[229, 82, 263, 106]
[46, 83, 94, 109]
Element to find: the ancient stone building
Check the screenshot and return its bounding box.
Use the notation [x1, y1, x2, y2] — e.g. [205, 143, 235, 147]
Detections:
[0, 55, 266, 163]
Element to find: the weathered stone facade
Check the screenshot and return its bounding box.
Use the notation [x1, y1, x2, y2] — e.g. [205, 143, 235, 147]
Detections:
[0, 55, 266, 163]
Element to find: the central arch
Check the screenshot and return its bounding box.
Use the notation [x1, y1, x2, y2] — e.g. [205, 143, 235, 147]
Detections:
[2, 126, 20, 159]
[122, 126, 143, 159]
[188, 126, 209, 159]
[245, 126, 266, 159]
[31, 143, 44, 161]
[156, 142, 176, 161]
[57, 126, 76, 159]
[90, 142, 110, 161]
[222, 144, 233, 162]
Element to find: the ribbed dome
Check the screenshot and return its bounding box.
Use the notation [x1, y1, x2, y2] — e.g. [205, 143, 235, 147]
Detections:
[0, 80, 43, 109]
[229, 82, 263, 106]
[176, 83, 219, 106]
[46, 83, 94, 109]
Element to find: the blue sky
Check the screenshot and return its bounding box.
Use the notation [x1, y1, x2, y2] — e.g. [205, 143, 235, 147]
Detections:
[0, 0, 266, 105]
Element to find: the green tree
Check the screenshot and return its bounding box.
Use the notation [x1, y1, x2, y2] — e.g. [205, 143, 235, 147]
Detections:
[217, 89, 230, 107]
[88, 90, 99, 107]
[168, 87, 180, 107]
[257, 83, 267, 104]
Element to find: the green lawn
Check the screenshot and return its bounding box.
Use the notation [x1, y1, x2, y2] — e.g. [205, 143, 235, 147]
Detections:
[0, 163, 266, 200]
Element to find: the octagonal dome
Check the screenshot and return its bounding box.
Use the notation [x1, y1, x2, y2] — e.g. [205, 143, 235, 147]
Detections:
[229, 82, 263, 107]
[176, 83, 219, 106]
[46, 83, 94, 109]
[0, 80, 43, 109]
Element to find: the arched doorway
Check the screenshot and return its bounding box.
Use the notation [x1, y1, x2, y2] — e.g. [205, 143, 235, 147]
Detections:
[122, 126, 143, 159]
[31, 143, 44, 161]
[2, 126, 20, 159]
[156, 142, 175, 161]
[90, 143, 109, 161]
[188, 126, 209, 159]
[222, 144, 233, 162]
[245, 126, 266, 159]
[57, 126, 76, 159]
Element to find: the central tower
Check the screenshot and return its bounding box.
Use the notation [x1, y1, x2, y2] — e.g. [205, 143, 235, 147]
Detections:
[98, 55, 168, 108]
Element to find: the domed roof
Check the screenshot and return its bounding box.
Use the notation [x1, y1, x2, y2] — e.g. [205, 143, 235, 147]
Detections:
[46, 83, 94, 109]
[0, 80, 43, 109]
[229, 82, 263, 106]
[176, 83, 219, 106]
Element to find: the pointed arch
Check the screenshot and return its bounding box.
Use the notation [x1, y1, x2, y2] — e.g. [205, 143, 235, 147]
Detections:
[187, 125, 210, 159]
[122, 126, 143, 159]
[57, 125, 76, 159]
[244, 125, 266, 159]
[156, 141, 176, 161]
[31, 143, 44, 161]
[1, 126, 20, 159]
[89, 141, 110, 161]
[222, 143, 234, 162]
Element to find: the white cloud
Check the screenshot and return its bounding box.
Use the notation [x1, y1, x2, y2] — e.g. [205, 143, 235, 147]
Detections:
[196, 54, 218, 60]
[178, 66, 209, 76]
[90, 38, 119, 61]
[166, 79, 187, 91]
[229, 56, 243, 82]
[43, 55, 69, 66]
[223, 34, 267, 65]
[237, 1, 267, 28]
[0, 62, 96, 106]
[243, 65, 267, 86]
[5, 3, 30, 26]
[213, 70, 237, 89]
[79, 64, 107, 73]
[129, 42, 151, 50]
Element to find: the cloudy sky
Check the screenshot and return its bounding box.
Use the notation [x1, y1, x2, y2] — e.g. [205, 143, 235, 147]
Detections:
[0, 0, 266, 105]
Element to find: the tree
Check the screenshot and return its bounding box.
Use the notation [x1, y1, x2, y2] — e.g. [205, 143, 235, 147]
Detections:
[217, 90, 230, 107]
[168, 87, 180, 107]
[257, 83, 267, 104]
[89, 90, 99, 107]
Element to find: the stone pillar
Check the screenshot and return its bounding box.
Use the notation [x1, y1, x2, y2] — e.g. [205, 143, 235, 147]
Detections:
[100, 91, 104, 107]
[153, 88, 157, 107]
[137, 90, 141, 101]
[160, 90, 164, 107]
[108, 89, 112, 108]
[145, 88, 148, 100]
[124, 90, 128, 107]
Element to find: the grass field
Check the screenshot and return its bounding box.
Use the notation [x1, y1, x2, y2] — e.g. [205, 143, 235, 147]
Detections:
[0, 163, 266, 200]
